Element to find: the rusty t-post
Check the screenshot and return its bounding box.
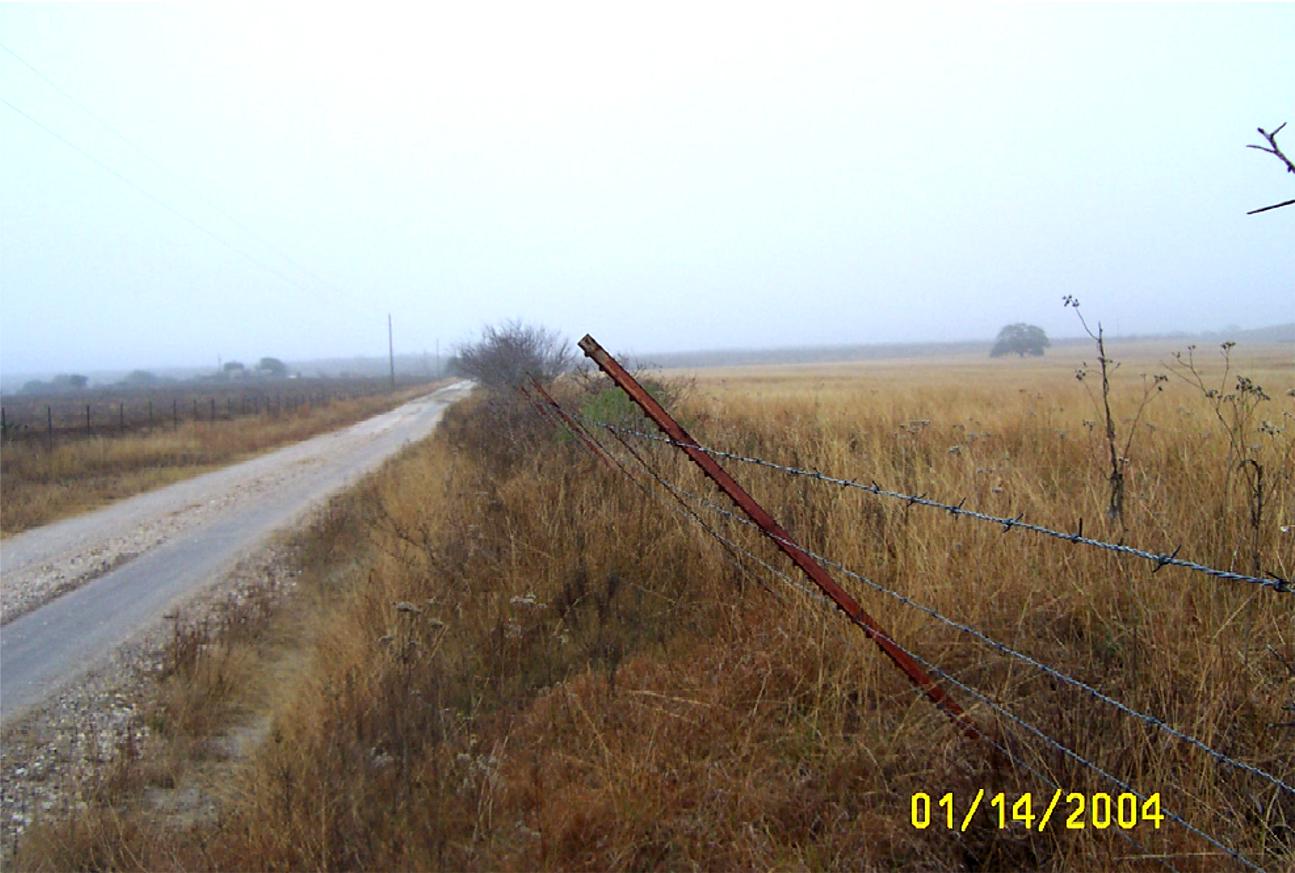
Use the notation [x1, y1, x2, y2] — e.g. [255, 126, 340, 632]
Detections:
[578, 334, 980, 739]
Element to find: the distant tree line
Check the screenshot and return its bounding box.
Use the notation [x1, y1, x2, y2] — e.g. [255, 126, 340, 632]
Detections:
[18, 356, 295, 395]
[215, 357, 291, 381]
[19, 373, 89, 395]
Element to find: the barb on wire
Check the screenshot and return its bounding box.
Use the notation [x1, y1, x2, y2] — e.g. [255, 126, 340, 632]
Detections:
[605, 428, 784, 600]
[606, 429, 835, 606]
[893, 631, 1267, 872]
[658, 474, 1267, 871]
[624, 457, 1207, 871]
[528, 387, 784, 600]
[630, 466, 1183, 870]
[670, 483, 1295, 798]
[525, 393, 1263, 870]
[599, 424, 1290, 595]
[524, 377, 617, 468]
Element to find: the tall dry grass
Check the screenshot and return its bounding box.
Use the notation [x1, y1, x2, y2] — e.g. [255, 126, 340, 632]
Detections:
[0, 385, 435, 535]
[14, 346, 1294, 871]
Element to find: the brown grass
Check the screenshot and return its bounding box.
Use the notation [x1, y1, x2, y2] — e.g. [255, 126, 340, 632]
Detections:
[0, 384, 437, 536]
[13, 345, 1295, 871]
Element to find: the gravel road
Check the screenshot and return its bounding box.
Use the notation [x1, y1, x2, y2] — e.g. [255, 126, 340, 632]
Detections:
[0, 381, 472, 725]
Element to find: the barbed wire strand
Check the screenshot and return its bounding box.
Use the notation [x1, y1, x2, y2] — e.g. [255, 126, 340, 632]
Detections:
[530, 399, 1273, 869]
[541, 397, 785, 601]
[598, 436, 1188, 871]
[647, 462, 1261, 871]
[893, 632, 1262, 871]
[666, 477, 1294, 799]
[598, 425, 1289, 594]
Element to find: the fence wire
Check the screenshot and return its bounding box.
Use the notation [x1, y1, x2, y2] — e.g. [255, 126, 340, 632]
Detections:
[599, 424, 1290, 595]
[528, 396, 1289, 870]
[630, 455, 1274, 871]
[893, 636, 1265, 873]
[671, 481, 1294, 799]
[597, 434, 1194, 872]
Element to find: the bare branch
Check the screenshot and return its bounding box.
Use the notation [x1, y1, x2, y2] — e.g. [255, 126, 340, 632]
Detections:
[1247, 197, 1295, 215]
[1246, 121, 1294, 215]
[1248, 122, 1295, 176]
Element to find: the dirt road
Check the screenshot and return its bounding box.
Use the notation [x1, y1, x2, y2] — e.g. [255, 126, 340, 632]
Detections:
[0, 381, 472, 724]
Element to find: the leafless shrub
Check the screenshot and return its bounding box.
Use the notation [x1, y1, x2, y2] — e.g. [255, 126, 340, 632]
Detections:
[1167, 341, 1277, 574]
[1063, 296, 1164, 527]
[454, 321, 573, 392]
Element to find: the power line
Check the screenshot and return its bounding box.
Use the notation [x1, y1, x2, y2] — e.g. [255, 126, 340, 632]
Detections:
[0, 43, 361, 309]
[1, 96, 334, 299]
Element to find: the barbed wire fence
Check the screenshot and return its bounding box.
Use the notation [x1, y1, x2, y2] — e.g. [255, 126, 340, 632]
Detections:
[598, 423, 1202, 872]
[600, 426, 1291, 595]
[518, 359, 1293, 872]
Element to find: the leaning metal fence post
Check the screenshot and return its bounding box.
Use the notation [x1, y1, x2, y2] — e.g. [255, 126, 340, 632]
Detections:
[578, 334, 981, 740]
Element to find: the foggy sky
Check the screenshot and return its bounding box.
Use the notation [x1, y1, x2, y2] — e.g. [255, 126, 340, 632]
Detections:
[1, 2, 1292, 378]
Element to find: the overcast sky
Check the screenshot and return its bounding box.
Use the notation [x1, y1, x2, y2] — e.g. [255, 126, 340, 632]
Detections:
[1, 2, 1291, 377]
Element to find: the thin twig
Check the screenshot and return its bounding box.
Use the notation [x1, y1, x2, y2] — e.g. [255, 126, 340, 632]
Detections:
[1246, 122, 1294, 174]
[1247, 121, 1294, 214]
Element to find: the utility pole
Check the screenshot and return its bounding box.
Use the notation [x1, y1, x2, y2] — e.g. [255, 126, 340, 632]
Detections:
[435, 339, 440, 377]
[387, 313, 395, 389]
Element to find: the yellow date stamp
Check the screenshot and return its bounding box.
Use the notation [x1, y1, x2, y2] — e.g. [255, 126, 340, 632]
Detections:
[910, 790, 1164, 833]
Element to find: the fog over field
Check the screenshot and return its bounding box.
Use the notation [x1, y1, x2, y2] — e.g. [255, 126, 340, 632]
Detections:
[1, 3, 1292, 380]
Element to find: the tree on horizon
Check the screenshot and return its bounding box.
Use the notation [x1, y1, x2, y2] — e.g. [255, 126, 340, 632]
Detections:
[991, 323, 1051, 358]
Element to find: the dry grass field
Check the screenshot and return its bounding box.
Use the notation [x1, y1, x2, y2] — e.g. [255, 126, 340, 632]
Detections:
[0, 384, 436, 536]
[14, 341, 1294, 871]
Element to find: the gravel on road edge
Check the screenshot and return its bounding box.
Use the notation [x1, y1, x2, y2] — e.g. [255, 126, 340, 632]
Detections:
[0, 526, 309, 864]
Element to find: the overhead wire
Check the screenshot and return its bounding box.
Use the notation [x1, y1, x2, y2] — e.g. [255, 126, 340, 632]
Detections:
[0, 47, 376, 324]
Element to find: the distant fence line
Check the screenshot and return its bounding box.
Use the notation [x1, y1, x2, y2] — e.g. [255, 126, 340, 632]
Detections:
[0, 378, 419, 443]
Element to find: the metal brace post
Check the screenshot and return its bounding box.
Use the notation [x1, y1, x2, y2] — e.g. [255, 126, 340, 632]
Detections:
[578, 334, 980, 739]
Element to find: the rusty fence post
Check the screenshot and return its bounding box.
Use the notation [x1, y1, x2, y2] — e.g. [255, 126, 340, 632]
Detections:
[578, 334, 980, 739]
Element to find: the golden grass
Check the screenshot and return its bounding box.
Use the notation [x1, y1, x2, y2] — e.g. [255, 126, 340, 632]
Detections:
[0, 385, 437, 536]
[13, 345, 1294, 871]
